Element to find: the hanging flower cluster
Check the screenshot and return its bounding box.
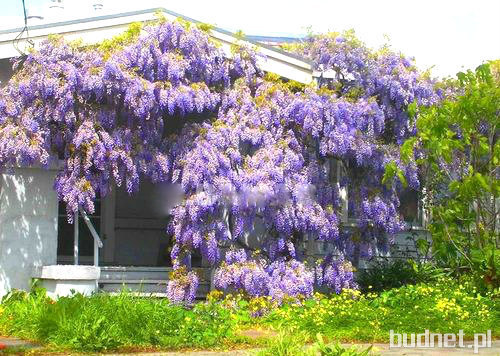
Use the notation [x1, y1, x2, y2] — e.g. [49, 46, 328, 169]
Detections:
[166, 266, 199, 304]
[214, 249, 315, 302]
[0, 20, 438, 303]
[315, 255, 357, 293]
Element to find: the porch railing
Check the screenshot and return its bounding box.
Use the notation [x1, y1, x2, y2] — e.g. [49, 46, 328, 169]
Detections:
[73, 208, 103, 267]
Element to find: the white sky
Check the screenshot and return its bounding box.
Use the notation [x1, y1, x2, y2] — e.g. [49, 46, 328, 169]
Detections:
[3, 0, 500, 78]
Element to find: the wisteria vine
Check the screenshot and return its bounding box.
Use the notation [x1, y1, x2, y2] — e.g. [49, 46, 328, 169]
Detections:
[0, 21, 438, 303]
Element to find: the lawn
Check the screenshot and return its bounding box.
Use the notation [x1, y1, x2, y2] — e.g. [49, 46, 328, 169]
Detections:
[0, 277, 498, 354]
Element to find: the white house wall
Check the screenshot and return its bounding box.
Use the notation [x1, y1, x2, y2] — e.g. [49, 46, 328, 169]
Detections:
[0, 167, 59, 297]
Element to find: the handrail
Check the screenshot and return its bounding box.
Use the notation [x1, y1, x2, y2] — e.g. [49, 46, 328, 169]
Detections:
[73, 208, 103, 267]
[79, 208, 103, 248]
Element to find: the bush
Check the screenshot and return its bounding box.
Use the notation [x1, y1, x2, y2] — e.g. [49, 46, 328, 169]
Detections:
[356, 258, 443, 293]
[399, 62, 500, 289]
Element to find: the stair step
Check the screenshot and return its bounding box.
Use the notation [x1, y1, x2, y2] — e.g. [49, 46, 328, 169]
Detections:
[98, 281, 210, 296]
[97, 266, 212, 298]
[99, 279, 169, 284]
[99, 292, 208, 300]
[99, 267, 212, 282]
[102, 292, 170, 298]
[100, 271, 170, 280]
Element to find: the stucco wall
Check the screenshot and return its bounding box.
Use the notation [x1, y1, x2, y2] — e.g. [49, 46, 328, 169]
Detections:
[0, 167, 58, 298]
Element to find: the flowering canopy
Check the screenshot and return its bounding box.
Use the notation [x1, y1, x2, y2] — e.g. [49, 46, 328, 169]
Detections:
[0, 20, 438, 303]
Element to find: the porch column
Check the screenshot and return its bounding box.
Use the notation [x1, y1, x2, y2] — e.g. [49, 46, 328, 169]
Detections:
[0, 167, 58, 298]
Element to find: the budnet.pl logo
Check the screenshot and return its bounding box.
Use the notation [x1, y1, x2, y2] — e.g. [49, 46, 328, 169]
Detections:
[390, 330, 492, 354]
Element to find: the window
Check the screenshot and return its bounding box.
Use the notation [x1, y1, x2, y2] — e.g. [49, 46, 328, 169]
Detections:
[342, 167, 423, 227]
[329, 158, 348, 223]
[399, 188, 422, 226]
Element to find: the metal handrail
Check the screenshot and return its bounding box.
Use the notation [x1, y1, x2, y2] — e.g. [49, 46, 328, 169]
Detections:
[79, 208, 103, 248]
[74, 208, 103, 267]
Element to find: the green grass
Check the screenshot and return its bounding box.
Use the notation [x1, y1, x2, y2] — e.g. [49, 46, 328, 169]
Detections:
[254, 332, 375, 356]
[0, 278, 497, 353]
[0, 289, 240, 352]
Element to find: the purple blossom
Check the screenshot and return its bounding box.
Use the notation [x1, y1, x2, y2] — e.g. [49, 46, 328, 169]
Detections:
[166, 267, 199, 305]
[0, 21, 439, 303]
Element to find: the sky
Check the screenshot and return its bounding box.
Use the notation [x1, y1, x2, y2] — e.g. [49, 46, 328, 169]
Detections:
[2, 0, 500, 78]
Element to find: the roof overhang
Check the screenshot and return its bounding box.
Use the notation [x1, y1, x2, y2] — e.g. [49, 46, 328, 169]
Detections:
[0, 8, 314, 84]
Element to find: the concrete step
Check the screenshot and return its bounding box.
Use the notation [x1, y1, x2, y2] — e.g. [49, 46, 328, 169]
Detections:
[99, 266, 212, 283]
[98, 279, 210, 298]
[98, 266, 212, 298]
[100, 266, 172, 280]
[100, 269, 172, 281]
[100, 279, 169, 285]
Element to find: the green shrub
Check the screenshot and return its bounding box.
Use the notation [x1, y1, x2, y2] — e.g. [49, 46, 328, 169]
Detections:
[398, 62, 500, 289]
[356, 258, 443, 293]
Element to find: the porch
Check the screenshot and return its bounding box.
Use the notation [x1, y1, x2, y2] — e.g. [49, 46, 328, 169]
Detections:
[56, 180, 212, 297]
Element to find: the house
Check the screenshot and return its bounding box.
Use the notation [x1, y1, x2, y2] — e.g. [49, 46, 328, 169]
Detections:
[0, 4, 427, 299]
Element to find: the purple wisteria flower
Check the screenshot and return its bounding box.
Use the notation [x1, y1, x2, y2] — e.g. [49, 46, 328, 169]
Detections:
[166, 267, 199, 305]
[0, 21, 439, 303]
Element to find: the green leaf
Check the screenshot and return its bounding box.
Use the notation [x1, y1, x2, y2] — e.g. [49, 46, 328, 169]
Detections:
[407, 100, 418, 118]
[397, 169, 408, 188]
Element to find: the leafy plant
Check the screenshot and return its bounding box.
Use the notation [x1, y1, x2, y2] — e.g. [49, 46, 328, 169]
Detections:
[356, 258, 443, 293]
[255, 331, 311, 356]
[315, 334, 374, 356]
[0, 20, 438, 303]
[261, 278, 499, 342]
[0, 289, 236, 352]
[398, 61, 500, 289]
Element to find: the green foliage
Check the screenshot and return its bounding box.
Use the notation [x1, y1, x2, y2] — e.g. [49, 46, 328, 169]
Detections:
[264, 72, 307, 93]
[0, 280, 497, 352]
[382, 161, 407, 188]
[0, 288, 236, 352]
[403, 62, 500, 289]
[314, 335, 374, 356]
[261, 278, 499, 342]
[356, 258, 443, 293]
[98, 22, 143, 59]
[256, 331, 311, 356]
[196, 22, 215, 33]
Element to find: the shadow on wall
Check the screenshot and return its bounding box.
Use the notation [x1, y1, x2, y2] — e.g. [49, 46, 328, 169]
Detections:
[0, 167, 58, 298]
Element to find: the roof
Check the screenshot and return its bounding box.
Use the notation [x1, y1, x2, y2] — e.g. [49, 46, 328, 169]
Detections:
[0, 7, 314, 84]
[245, 35, 305, 44]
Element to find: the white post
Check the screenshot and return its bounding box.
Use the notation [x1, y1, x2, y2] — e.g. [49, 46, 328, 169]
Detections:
[338, 161, 348, 223]
[74, 212, 79, 265]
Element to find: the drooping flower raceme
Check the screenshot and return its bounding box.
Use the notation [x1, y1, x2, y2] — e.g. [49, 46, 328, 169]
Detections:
[166, 267, 199, 304]
[214, 249, 315, 302]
